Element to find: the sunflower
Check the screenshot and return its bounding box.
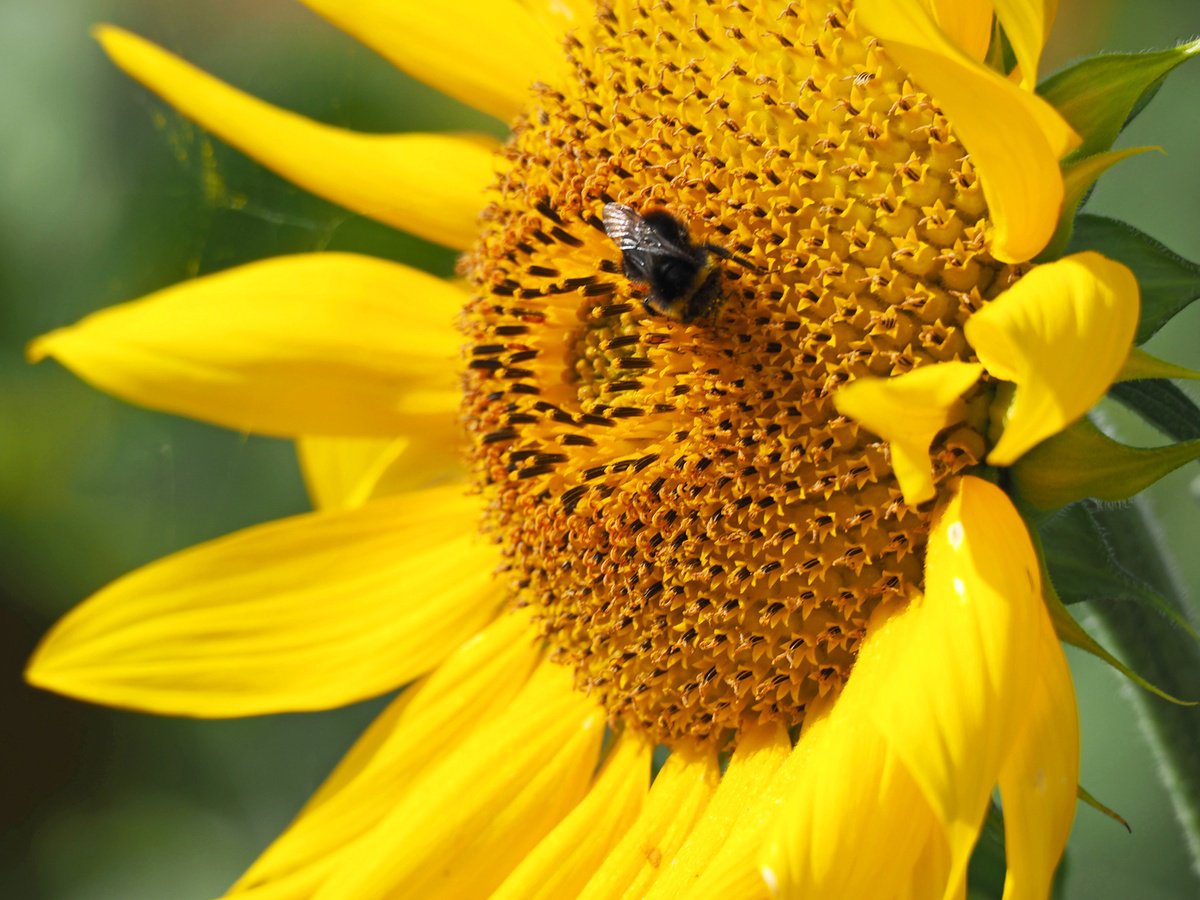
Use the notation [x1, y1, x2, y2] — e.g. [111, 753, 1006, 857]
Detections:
[25, 1, 1200, 897]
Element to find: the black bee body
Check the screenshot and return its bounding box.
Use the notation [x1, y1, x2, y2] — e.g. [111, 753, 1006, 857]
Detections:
[602, 203, 728, 322]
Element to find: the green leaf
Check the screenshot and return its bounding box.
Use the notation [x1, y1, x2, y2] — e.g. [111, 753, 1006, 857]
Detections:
[1081, 498, 1200, 870]
[1108, 380, 1200, 442]
[1039, 502, 1199, 641]
[1041, 559, 1195, 705]
[1038, 40, 1200, 160]
[1012, 417, 1200, 510]
[1068, 215, 1200, 343]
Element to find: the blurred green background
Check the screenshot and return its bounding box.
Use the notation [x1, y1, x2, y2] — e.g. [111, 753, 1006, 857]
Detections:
[2, 1, 1197, 897]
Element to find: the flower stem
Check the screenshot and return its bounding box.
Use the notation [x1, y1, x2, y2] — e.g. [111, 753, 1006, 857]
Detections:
[1084, 496, 1200, 877]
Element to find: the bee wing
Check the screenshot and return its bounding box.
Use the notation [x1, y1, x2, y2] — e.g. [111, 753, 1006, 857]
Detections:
[602, 203, 643, 249]
[603, 203, 700, 263]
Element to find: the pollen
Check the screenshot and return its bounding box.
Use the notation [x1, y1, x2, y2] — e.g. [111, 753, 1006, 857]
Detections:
[460, 0, 1005, 743]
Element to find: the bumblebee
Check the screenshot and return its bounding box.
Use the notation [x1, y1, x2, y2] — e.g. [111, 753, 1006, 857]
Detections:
[602, 203, 731, 322]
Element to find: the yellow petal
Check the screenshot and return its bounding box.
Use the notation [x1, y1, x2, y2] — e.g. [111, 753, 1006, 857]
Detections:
[314, 661, 604, 900]
[928, 0, 995, 62]
[298, 431, 466, 512]
[231, 611, 541, 897]
[999, 616, 1079, 900]
[298, 0, 568, 122]
[577, 745, 721, 900]
[298, 437, 409, 511]
[29, 254, 464, 439]
[27, 485, 498, 716]
[644, 724, 791, 899]
[896, 831, 954, 900]
[834, 361, 984, 506]
[856, 0, 1079, 262]
[517, 0, 594, 32]
[993, 0, 1055, 88]
[95, 26, 495, 249]
[858, 476, 1042, 897]
[490, 731, 652, 900]
[761, 698, 939, 898]
[965, 252, 1139, 465]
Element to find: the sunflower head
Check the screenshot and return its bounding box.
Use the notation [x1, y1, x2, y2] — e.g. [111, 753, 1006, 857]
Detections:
[460, 0, 1007, 744]
[24, 0, 1200, 896]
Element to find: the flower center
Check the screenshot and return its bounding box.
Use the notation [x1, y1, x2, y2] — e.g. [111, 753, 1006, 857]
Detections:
[461, 0, 1007, 743]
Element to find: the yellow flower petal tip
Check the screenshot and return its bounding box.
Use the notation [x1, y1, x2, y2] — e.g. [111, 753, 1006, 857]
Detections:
[834, 362, 985, 506]
[91, 25, 496, 250]
[993, 0, 1057, 88]
[927, 0, 995, 63]
[966, 252, 1140, 465]
[28, 254, 466, 438]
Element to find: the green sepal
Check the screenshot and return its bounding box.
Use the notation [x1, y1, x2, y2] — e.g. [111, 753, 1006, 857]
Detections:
[1081, 500, 1200, 866]
[1037, 502, 1200, 643]
[1068, 215, 1200, 344]
[1077, 784, 1132, 834]
[1109, 380, 1200, 442]
[1119, 348, 1200, 383]
[1039, 554, 1196, 705]
[1038, 502, 1196, 632]
[1012, 416, 1200, 510]
[1038, 39, 1200, 160]
[1038, 147, 1153, 261]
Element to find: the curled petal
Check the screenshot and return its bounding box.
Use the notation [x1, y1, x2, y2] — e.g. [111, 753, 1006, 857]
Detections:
[761, 696, 939, 898]
[767, 477, 1048, 899]
[965, 252, 1139, 465]
[927, 0, 995, 62]
[856, 0, 1078, 262]
[859, 476, 1042, 896]
[834, 361, 984, 506]
[29, 254, 464, 439]
[96, 26, 495, 249]
[999, 615, 1080, 900]
[993, 0, 1056, 88]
